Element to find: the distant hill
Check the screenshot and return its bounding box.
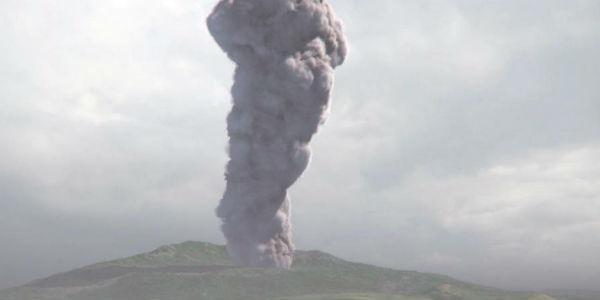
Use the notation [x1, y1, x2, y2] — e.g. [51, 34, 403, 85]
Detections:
[544, 289, 600, 300]
[0, 241, 565, 300]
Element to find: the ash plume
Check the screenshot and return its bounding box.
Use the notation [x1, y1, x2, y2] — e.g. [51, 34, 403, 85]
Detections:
[207, 0, 347, 269]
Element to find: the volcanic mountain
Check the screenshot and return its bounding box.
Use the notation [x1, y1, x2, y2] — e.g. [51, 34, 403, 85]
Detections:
[0, 241, 568, 300]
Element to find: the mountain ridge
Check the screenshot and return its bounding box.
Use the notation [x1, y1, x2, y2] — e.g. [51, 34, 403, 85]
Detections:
[0, 241, 574, 300]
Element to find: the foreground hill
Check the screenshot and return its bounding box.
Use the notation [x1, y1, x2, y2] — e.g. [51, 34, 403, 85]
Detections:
[0, 241, 557, 300]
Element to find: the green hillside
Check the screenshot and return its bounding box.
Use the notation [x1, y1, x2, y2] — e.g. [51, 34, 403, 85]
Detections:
[0, 241, 558, 300]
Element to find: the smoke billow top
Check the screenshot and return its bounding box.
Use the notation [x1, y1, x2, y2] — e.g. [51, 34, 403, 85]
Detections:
[207, 0, 347, 269]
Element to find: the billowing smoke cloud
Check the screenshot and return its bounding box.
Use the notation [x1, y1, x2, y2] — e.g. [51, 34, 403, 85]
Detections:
[207, 0, 347, 268]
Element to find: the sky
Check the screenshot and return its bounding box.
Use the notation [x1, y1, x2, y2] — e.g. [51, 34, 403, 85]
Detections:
[1, 0, 600, 292]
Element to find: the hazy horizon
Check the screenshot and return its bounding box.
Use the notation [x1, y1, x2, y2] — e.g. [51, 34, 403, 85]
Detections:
[1, 0, 599, 292]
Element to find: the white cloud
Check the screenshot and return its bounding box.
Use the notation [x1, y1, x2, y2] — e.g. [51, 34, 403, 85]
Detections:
[292, 144, 600, 290]
[419, 145, 600, 240]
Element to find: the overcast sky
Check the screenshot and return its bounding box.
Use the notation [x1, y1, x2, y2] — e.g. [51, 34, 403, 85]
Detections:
[1, 0, 599, 292]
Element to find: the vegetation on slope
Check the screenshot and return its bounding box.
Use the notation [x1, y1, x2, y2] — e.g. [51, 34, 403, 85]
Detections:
[0, 241, 559, 300]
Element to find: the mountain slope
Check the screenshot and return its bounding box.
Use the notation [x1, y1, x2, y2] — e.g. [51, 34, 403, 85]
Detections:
[0, 241, 557, 300]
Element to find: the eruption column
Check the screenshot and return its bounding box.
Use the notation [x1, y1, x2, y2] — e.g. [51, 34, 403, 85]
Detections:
[207, 0, 347, 268]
